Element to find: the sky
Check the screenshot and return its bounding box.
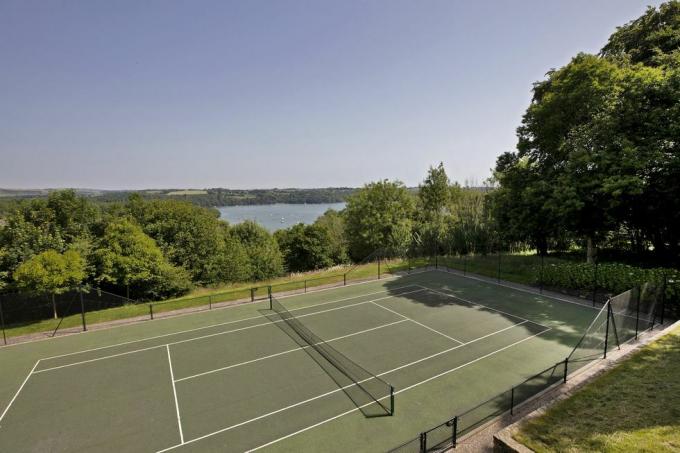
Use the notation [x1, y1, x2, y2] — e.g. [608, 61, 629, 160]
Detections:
[0, 0, 664, 190]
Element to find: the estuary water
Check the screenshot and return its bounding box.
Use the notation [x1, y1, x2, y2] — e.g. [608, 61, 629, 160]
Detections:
[217, 202, 346, 231]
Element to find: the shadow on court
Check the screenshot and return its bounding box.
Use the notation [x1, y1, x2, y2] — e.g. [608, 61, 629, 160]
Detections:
[259, 307, 393, 418]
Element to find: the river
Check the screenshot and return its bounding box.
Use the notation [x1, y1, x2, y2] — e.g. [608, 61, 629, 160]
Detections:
[217, 202, 346, 231]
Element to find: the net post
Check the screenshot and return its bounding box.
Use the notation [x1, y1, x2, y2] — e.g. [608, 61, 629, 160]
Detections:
[0, 296, 6, 345]
[390, 385, 395, 416]
[604, 302, 611, 359]
[420, 431, 426, 453]
[149, 304, 154, 320]
[452, 416, 458, 448]
[634, 285, 641, 340]
[563, 357, 568, 383]
[510, 387, 515, 415]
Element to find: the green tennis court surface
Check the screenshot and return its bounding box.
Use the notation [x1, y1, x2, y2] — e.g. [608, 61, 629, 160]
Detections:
[0, 270, 600, 452]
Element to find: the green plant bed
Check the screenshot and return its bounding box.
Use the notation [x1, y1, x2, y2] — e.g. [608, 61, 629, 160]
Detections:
[514, 324, 680, 452]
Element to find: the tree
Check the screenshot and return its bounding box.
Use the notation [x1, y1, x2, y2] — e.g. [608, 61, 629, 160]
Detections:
[14, 249, 86, 319]
[128, 198, 250, 284]
[344, 180, 415, 260]
[93, 219, 191, 299]
[313, 209, 349, 264]
[276, 223, 335, 273]
[231, 221, 284, 280]
[416, 163, 462, 254]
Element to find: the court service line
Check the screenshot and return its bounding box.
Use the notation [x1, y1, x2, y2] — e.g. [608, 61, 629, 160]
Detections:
[166, 346, 184, 444]
[37, 284, 419, 363]
[370, 301, 465, 345]
[0, 360, 40, 424]
[34, 289, 427, 374]
[155, 323, 548, 453]
[245, 328, 551, 453]
[175, 319, 409, 382]
[417, 285, 551, 329]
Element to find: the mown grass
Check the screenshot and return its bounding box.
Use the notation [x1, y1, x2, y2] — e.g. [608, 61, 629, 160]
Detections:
[514, 324, 680, 452]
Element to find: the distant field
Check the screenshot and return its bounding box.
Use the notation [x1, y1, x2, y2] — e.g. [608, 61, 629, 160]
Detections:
[166, 189, 208, 196]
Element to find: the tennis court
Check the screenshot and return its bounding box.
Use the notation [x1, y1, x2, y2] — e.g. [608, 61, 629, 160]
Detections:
[0, 270, 601, 452]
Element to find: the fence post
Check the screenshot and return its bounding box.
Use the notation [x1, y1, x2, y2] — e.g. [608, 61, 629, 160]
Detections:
[497, 249, 501, 283]
[435, 254, 438, 269]
[452, 416, 458, 448]
[634, 285, 641, 340]
[304, 280, 307, 293]
[250, 287, 255, 302]
[0, 297, 6, 345]
[149, 304, 154, 320]
[378, 259, 381, 280]
[604, 303, 611, 359]
[209, 295, 213, 310]
[343, 273, 347, 286]
[79, 289, 87, 332]
[510, 387, 515, 415]
[540, 254, 545, 294]
[592, 262, 599, 306]
[563, 357, 569, 383]
[464, 254, 468, 276]
[660, 274, 667, 326]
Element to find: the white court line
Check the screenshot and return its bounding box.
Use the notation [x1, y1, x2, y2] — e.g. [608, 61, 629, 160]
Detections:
[0, 273, 409, 350]
[432, 268, 601, 311]
[174, 319, 409, 383]
[370, 301, 465, 345]
[417, 285, 551, 329]
[156, 322, 548, 453]
[246, 328, 550, 453]
[166, 346, 184, 444]
[37, 284, 419, 363]
[0, 360, 40, 424]
[35, 289, 427, 374]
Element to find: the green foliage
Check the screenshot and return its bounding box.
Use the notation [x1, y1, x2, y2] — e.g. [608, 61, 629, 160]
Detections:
[128, 198, 250, 284]
[93, 218, 191, 299]
[494, 2, 680, 260]
[344, 180, 415, 260]
[13, 249, 86, 294]
[275, 223, 335, 272]
[540, 262, 680, 300]
[231, 220, 284, 280]
[313, 209, 349, 264]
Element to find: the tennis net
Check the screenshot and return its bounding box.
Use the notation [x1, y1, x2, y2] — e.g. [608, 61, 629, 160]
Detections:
[269, 294, 395, 416]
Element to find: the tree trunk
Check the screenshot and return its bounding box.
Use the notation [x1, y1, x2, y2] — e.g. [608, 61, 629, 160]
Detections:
[52, 293, 58, 319]
[586, 236, 597, 264]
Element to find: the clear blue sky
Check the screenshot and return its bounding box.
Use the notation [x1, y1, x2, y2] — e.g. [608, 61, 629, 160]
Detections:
[0, 0, 662, 190]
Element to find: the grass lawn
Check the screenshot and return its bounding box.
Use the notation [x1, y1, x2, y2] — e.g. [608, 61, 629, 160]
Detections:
[514, 324, 680, 452]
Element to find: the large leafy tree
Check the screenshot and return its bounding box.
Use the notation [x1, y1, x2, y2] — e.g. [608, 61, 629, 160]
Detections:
[344, 180, 415, 260]
[128, 197, 250, 284]
[275, 223, 335, 273]
[313, 209, 349, 264]
[13, 249, 86, 318]
[93, 219, 191, 299]
[231, 221, 284, 280]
